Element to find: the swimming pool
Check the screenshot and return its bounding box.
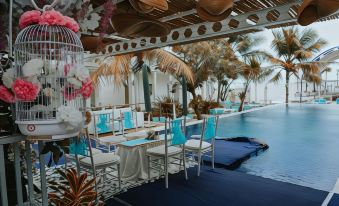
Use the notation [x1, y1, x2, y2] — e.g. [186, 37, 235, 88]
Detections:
[187, 104, 339, 191]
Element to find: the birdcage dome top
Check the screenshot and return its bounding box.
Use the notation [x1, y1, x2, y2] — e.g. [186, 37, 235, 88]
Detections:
[15, 24, 83, 50]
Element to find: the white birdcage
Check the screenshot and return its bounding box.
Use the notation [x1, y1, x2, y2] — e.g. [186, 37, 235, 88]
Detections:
[14, 24, 85, 138]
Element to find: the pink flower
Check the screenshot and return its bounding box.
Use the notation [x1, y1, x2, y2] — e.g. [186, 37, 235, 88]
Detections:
[0, 86, 15, 103]
[39, 10, 65, 26]
[81, 79, 94, 99]
[64, 16, 79, 32]
[62, 84, 81, 101]
[19, 10, 41, 29]
[12, 79, 40, 102]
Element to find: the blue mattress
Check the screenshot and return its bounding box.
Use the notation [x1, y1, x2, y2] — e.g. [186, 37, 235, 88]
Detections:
[202, 137, 268, 169]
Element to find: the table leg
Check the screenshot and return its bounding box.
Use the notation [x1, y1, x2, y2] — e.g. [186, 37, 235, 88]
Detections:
[0, 145, 8, 206]
[14, 143, 23, 206]
[38, 141, 48, 206]
[25, 141, 34, 204]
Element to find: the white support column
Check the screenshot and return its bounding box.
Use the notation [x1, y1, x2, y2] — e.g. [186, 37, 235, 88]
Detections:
[202, 82, 207, 99]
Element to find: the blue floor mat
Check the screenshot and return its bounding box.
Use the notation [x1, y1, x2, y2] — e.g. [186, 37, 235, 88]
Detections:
[329, 194, 339, 206]
[107, 167, 327, 206]
[202, 138, 268, 169]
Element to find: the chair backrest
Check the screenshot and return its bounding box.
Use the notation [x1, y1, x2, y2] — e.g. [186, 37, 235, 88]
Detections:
[69, 127, 93, 157]
[201, 115, 219, 141]
[123, 111, 135, 129]
[164, 117, 187, 148]
[170, 118, 187, 146]
[93, 113, 113, 136]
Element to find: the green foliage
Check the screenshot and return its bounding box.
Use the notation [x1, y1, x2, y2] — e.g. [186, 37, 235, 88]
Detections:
[153, 96, 182, 119]
[267, 27, 327, 103]
[189, 95, 221, 118]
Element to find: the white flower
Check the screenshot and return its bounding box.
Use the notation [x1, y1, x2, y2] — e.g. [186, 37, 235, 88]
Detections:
[74, 67, 90, 82]
[68, 77, 82, 88]
[44, 61, 57, 75]
[43, 88, 55, 98]
[57, 105, 83, 131]
[2, 68, 14, 88]
[22, 59, 43, 77]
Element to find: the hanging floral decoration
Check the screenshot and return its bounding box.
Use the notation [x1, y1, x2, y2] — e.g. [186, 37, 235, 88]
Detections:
[56, 105, 83, 131]
[0, 86, 15, 103]
[60, 63, 94, 100]
[0, 10, 93, 104]
[19, 9, 79, 32]
[12, 79, 40, 101]
[99, 0, 116, 38]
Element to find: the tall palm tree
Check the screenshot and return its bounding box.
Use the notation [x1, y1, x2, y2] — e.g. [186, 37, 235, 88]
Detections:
[322, 67, 332, 94]
[92, 49, 194, 112]
[298, 62, 322, 102]
[238, 56, 272, 112]
[172, 41, 214, 119]
[267, 27, 326, 103]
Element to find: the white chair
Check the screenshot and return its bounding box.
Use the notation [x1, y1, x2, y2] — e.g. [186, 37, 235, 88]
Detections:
[79, 127, 122, 196]
[92, 112, 126, 152]
[146, 118, 188, 188]
[186, 115, 219, 176]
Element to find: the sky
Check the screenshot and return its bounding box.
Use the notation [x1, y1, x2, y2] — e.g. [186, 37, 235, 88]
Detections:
[255, 19, 339, 80]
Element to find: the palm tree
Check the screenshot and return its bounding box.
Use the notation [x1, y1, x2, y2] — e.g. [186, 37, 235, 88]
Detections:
[238, 56, 272, 112]
[322, 67, 332, 94]
[92, 49, 194, 112]
[298, 63, 322, 102]
[172, 41, 214, 119]
[267, 27, 327, 103]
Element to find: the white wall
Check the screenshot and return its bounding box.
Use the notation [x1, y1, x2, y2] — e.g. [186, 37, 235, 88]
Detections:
[95, 77, 126, 106]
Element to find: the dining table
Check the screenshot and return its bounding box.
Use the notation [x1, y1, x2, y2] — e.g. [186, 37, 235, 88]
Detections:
[117, 136, 165, 181]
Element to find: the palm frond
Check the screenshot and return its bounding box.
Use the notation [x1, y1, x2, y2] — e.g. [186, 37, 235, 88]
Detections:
[91, 54, 133, 86]
[270, 71, 282, 83]
[144, 49, 194, 83]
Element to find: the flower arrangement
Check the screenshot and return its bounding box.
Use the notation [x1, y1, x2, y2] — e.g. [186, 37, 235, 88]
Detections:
[0, 86, 15, 103]
[56, 105, 83, 131]
[19, 9, 79, 32]
[0, 68, 40, 103]
[12, 79, 40, 101]
[61, 64, 94, 100]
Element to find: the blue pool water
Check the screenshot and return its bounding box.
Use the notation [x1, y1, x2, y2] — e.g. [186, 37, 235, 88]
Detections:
[187, 104, 339, 191]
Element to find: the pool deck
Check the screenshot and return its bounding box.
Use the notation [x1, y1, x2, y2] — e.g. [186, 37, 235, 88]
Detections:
[107, 166, 328, 206]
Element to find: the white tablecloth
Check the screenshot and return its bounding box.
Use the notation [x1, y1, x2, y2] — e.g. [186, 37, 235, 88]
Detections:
[117, 140, 164, 181]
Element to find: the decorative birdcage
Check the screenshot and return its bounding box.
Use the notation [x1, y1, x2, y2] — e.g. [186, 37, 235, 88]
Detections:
[13, 24, 88, 138]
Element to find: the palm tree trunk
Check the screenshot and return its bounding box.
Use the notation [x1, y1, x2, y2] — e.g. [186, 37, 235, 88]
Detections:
[191, 90, 202, 120]
[182, 76, 188, 116]
[305, 83, 308, 92]
[238, 83, 249, 112]
[285, 71, 290, 104]
[313, 82, 316, 92]
[300, 78, 303, 103]
[217, 81, 221, 104]
[142, 64, 152, 112]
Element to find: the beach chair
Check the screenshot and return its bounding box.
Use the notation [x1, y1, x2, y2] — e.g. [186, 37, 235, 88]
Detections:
[186, 115, 219, 176]
[146, 118, 188, 188]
